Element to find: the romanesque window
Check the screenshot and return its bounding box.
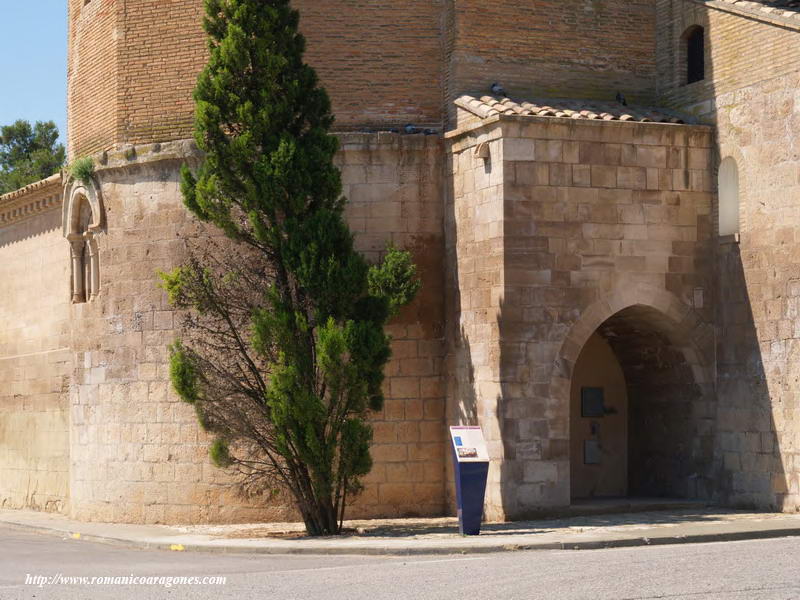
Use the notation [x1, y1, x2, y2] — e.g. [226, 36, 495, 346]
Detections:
[685, 26, 705, 84]
[69, 196, 100, 303]
[63, 179, 105, 304]
[718, 157, 739, 237]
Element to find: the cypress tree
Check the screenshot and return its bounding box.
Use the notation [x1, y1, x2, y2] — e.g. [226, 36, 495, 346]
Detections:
[161, 0, 420, 536]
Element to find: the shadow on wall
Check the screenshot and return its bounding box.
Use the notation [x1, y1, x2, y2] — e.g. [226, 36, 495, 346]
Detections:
[443, 144, 490, 514]
[489, 271, 784, 518]
[452, 327, 480, 426]
[490, 290, 731, 520]
[0, 209, 62, 249]
[715, 241, 786, 509]
[443, 325, 481, 514]
[664, 7, 790, 510]
[595, 305, 715, 499]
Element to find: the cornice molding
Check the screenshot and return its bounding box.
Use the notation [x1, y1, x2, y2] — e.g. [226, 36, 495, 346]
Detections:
[0, 174, 64, 228]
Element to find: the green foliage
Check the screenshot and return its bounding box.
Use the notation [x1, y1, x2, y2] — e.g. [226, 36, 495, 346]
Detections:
[168, 341, 200, 405]
[209, 438, 233, 468]
[69, 156, 95, 184]
[159, 268, 189, 308]
[0, 120, 65, 195]
[368, 246, 422, 318]
[158, 266, 215, 313]
[167, 0, 420, 536]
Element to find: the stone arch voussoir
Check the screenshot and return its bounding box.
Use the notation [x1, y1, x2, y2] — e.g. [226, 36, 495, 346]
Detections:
[552, 286, 713, 402]
[63, 175, 105, 240]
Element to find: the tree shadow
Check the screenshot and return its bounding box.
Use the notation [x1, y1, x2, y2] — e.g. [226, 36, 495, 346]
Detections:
[340, 506, 751, 539]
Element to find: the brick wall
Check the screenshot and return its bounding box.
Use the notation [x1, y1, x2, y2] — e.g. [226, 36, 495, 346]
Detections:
[67, 0, 118, 158]
[116, 0, 206, 148]
[68, 0, 664, 157]
[0, 179, 72, 513]
[447, 0, 658, 117]
[294, 0, 444, 132]
[68, 0, 445, 157]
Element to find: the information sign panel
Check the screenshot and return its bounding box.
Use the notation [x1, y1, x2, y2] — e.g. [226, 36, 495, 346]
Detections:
[449, 426, 489, 463]
[449, 425, 489, 535]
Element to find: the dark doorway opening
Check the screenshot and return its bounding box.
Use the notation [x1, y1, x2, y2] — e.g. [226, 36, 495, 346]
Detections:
[570, 305, 707, 501]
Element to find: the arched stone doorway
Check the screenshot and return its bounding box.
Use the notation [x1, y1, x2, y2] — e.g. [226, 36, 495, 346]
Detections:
[556, 292, 715, 503]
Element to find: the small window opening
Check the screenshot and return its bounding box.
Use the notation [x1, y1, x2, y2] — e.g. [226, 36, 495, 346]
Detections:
[718, 157, 739, 237]
[686, 26, 705, 84]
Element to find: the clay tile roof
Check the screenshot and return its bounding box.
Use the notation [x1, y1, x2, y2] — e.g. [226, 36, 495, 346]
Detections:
[455, 95, 688, 125]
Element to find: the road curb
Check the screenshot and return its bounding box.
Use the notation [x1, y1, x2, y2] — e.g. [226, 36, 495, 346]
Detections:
[4, 518, 800, 556]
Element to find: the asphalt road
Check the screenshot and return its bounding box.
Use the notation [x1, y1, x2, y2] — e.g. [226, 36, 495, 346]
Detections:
[1, 525, 800, 600]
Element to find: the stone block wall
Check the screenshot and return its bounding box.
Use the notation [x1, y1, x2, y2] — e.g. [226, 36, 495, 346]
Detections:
[0, 177, 72, 513]
[32, 0, 800, 526]
[66, 143, 215, 524]
[447, 115, 716, 519]
[444, 120, 506, 515]
[339, 134, 447, 519]
[713, 68, 800, 509]
[65, 135, 446, 524]
[657, 0, 800, 510]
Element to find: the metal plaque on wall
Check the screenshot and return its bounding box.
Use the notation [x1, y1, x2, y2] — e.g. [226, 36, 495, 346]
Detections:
[581, 387, 605, 418]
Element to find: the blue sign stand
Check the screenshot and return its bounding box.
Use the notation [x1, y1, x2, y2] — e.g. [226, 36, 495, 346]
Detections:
[452, 449, 489, 535]
[450, 426, 490, 536]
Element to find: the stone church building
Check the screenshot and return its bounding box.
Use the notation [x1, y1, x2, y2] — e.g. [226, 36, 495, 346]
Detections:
[1, 0, 799, 524]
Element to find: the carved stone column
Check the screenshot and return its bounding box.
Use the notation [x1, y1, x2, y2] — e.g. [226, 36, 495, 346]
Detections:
[70, 239, 85, 303]
[88, 238, 100, 301]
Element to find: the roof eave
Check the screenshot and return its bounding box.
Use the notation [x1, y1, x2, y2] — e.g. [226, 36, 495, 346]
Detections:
[445, 113, 712, 144]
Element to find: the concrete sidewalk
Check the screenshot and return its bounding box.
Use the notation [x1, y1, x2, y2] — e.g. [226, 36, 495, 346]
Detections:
[4, 506, 800, 556]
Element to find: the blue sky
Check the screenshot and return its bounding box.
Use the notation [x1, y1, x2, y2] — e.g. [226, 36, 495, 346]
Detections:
[0, 2, 68, 144]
